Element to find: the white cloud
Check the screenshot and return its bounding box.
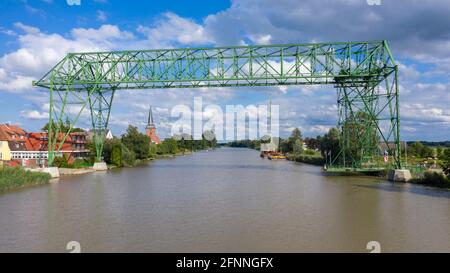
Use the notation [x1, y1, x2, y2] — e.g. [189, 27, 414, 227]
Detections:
[0, 23, 137, 94]
[249, 34, 272, 45]
[137, 12, 213, 47]
[20, 110, 48, 120]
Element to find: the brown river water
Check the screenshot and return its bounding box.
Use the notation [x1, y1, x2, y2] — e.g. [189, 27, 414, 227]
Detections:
[0, 148, 449, 252]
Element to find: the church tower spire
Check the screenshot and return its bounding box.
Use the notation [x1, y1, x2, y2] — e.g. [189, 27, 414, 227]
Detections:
[145, 105, 161, 144]
[146, 105, 155, 130]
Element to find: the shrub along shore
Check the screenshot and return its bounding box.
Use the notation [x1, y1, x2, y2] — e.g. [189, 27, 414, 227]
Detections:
[0, 167, 51, 193]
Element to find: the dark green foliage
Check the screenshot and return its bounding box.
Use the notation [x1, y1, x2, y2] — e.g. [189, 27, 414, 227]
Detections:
[0, 167, 51, 193]
[174, 133, 217, 152]
[121, 125, 150, 160]
[278, 128, 303, 153]
[111, 144, 122, 167]
[441, 148, 450, 161]
[443, 161, 450, 177]
[227, 139, 261, 149]
[157, 138, 178, 154]
[53, 154, 70, 168]
[287, 154, 324, 166]
[71, 158, 93, 168]
[41, 118, 84, 133]
[121, 145, 136, 167]
[148, 143, 157, 157]
[408, 141, 434, 158]
[410, 172, 450, 188]
[319, 128, 340, 159]
[102, 138, 122, 164]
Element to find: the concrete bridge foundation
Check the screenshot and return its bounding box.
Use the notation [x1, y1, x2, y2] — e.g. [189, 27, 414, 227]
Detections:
[388, 169, 412, 182]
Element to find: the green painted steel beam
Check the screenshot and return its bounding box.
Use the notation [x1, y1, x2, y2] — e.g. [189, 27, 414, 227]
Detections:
[33, 41, 396, 90]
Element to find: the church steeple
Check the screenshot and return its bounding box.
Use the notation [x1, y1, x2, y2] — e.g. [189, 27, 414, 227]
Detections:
[146, 105, 155, 130]
[145, 105, 161, 144]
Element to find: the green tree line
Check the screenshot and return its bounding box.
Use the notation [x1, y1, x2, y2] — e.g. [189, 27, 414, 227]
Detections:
[102, 126, 217, 167]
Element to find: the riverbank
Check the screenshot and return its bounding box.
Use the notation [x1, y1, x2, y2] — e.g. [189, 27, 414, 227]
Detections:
[0, 167, 51, 193]
[409, 171, 450, 189]
[286, 153, 324, 166]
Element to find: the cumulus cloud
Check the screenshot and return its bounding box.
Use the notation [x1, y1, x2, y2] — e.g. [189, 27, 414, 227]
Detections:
[137, 12, 213, 47]
[20, 110, 48, 120]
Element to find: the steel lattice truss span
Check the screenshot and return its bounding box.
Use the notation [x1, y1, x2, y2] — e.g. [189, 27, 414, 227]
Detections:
[33, 40, 401, 169]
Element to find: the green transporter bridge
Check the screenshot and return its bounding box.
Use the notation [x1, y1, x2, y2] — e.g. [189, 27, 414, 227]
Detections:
[33, 40, 408, 178]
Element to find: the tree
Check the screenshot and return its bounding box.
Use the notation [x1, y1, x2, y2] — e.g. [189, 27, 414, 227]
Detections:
[293, 139, 303, 154]
[159, 138, 178, 154]
[319, 127, 340, 161]
[148, 143, 158, 157]
[121, 125, 150, 160]
[102, 138, 121, 164]
[121, 145, 136, 167]
[408, 141, 424, 157]
[442, 148, 450, 162]
[41, 119, 84, 133]
[286, 128, 302, 153]
[111, 144, 122, 167]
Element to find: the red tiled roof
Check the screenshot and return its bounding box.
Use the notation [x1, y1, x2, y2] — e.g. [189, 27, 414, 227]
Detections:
[0, 124, 27, 142]
[0, 123, 88, 152]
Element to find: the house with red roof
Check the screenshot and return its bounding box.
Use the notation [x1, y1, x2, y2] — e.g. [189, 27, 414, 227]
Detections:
[0, 124, 89, 167]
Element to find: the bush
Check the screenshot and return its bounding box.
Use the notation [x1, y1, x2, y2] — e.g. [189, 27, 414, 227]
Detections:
[0, 167, 51, 193]
[288, 154, 324, 166]
[110, 144, 123, 167]
[121, 125, 150, 160]
[148, 143, 157, 157]
[157, 138, 178, 155]
[71, 158, 92, 168]
[410, 171, 450, 188]
[304, 149, 316, 155]
[121, 145, 136, 167]
[53, 154, 70, 168]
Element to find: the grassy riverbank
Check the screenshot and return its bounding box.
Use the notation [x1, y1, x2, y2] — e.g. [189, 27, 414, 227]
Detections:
[286, 153, 324, 166]
[0, 167, 51, 193]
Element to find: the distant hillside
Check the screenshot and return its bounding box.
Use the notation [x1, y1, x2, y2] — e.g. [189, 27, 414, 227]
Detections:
[407, 141, 450, 147]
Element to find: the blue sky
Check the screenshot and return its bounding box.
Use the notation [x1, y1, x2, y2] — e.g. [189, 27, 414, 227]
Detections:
[0, 0, 449, 141]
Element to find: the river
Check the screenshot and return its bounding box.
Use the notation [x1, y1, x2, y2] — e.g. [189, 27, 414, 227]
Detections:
[0, 148, 449, 252]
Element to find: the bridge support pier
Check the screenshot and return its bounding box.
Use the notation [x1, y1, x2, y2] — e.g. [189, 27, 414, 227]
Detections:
[388, 169, 411, 182]
[93, 162, 108, 171]
[42, 167, 60, 178]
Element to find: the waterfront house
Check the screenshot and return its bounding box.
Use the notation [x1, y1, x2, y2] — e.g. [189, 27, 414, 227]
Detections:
[0, 124, 90, 167]
[0, 140, 12, 165]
